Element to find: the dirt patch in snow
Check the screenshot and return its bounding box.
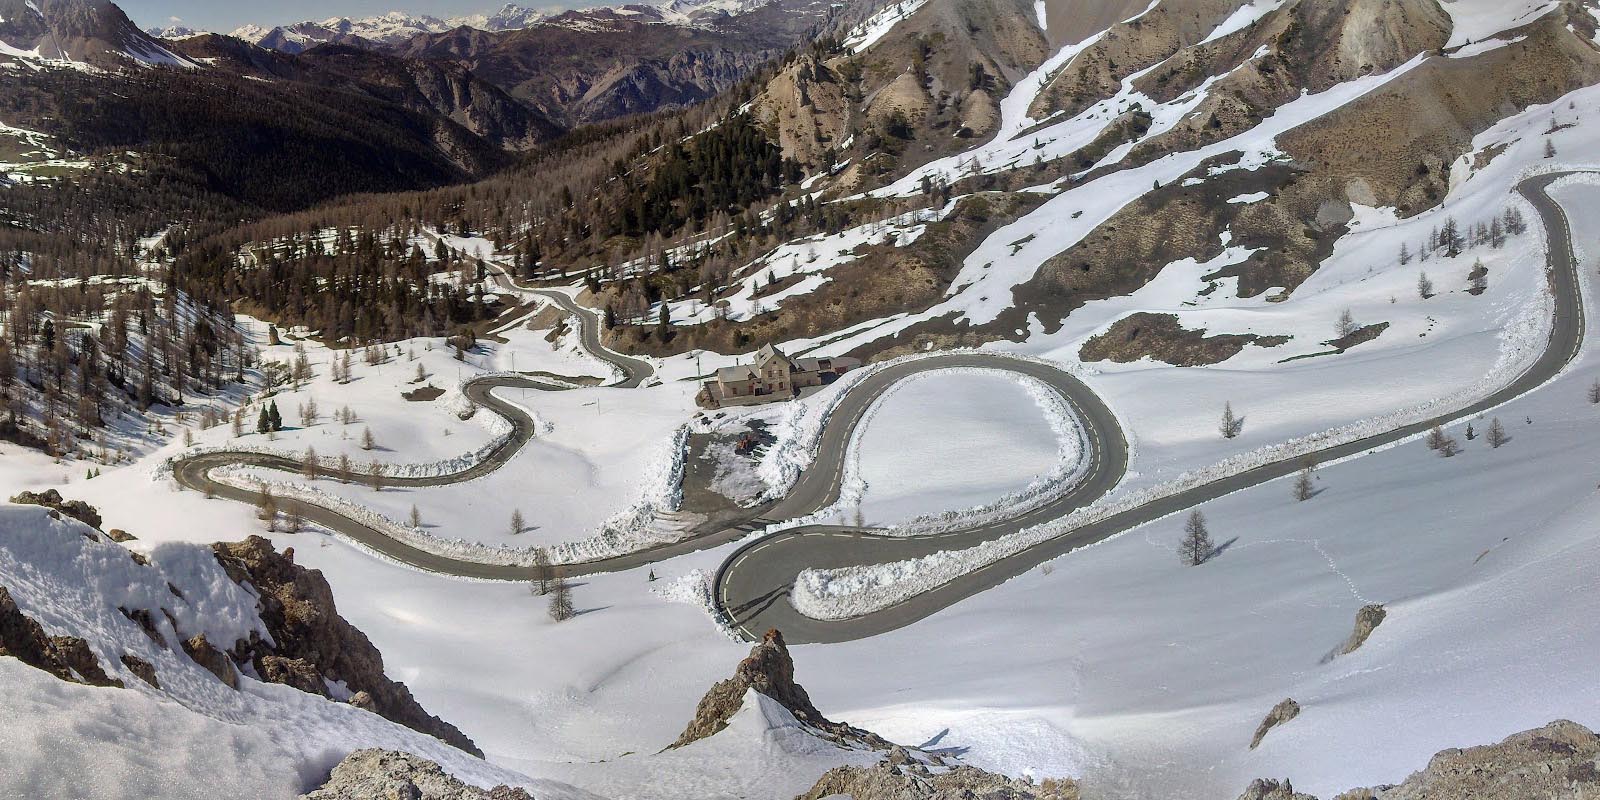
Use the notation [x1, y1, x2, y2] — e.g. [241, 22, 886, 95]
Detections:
[1080, 312, 1290, 366]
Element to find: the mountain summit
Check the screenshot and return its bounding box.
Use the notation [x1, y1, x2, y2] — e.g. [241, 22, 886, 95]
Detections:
[0, 0, 195, 66]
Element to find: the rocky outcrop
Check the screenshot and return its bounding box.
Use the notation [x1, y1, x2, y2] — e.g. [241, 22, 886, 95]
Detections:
[300, 749, 533, 800]
[1251, 698, 1301, 750]
[1080, 312, 1290, 366]
[672, 628, 887, 749]
[0, 585, 120, 688]
[1238, 778, 1317, 800]
[120, 654, 160, 688]
[1337, 604, 1386, 657]
[1241, 720, 1600, 799]
[9, 490, 102, 531]
[182, 633, 238, 689]
[212, 536, 482, 757]
[798, 754, 1078, 800]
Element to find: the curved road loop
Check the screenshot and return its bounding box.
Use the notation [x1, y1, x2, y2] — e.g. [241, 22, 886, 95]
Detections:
[713, 172, 1589, 643]
[174, 174, 1583, 643]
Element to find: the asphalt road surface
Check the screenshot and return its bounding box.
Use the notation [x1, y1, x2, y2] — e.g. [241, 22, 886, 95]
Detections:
[711, 172, 1590, 643]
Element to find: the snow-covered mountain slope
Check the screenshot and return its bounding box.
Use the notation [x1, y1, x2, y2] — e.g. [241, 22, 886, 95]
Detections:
[226, 0, 784, 54]
[0, 0, 197, 67]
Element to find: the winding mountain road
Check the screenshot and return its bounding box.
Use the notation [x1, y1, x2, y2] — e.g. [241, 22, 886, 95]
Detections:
[711, 171, 1590, 643]
[173, 174, 1586, 646]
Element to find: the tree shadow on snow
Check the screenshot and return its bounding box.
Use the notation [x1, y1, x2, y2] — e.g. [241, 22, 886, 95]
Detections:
[916, 728, 970, 757]
[1207, 537, 1240, 562]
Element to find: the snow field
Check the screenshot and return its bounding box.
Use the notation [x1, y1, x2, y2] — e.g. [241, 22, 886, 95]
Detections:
[847, 369, 1083, 527]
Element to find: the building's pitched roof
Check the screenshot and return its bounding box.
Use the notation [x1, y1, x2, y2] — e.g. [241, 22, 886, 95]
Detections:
[715, 365, 759, 383]
[754, 343, 792, 369]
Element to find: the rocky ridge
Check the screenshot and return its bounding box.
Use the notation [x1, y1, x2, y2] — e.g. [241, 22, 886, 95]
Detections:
[301, 749, 533, 800]
[212, 536, 483, 756]
[1240, 719, 1600, 800]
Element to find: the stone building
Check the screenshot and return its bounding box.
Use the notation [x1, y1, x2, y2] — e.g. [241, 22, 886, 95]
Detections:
[696, 344, 860, 408]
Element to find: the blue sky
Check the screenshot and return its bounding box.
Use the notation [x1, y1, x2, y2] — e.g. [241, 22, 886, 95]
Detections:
[120, 1, 550, 32]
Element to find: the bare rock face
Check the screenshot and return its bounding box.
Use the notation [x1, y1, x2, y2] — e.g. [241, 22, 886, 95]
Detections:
[1251, 698, 1302, 750]
[0, 585, 120, 687]
[257, 655, 328, 695]
[120, 654, 160, 688]
[1350, 720, 1600, 800]
[1242, 721, 1600, 799]
[182, 633, 238, 689]
[300, 749, 533, 800]
[9, 490, 102, 531]
[671, 628, 887, 749]
[797, 760, 1078, 800]
[1238, 778, 1318, 800]
[212, 536, 482, 757]
[1337, 604, 1387, 657]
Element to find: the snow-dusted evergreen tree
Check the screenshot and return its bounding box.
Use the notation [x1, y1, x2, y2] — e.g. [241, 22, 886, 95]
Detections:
[1417, 271, 1433, 299]
[1588, 379, 1600, 404]
[510, 509, 525, 535]
[1220, 402, 1243, 439]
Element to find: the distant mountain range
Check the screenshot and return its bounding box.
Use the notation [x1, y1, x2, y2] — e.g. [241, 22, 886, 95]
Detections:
[143, 0, 782, 54]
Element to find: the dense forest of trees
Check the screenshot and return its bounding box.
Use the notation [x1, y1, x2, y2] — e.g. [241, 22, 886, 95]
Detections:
[0, 250, 251, 458]
[174, 228, 496, 342]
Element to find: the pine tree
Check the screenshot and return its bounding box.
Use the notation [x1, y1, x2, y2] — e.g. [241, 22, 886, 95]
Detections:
[338, 453, 352, 483]
[1293, 467, 1315, 501]
[1486, 417, 1508, 449]
[409, 505, 422, 528]
[1426, 424, 1448, 450]
[1438, 436, 1462, 457]
[532, 547, 553, 595]
[1337, 308, 1358, 338]
[1545, 139, 1557, 159]
[548, 571, 575, 622]
[283, 504, 304, 534]
[510, 508, 524, 535]
[361, 427, 375, 451]
[257, 407, 269, 434]
[256, 486, 277, 531]
[1220, 402, 1243, 439]
[1179, 510, 1213, 566]
[1417, 271, 1433, 299]
[267, 400, 282, 431]
[1588, 379, 1600, 405]
[1398, 242, 1411, 265]
[303, 446, 320, 480]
